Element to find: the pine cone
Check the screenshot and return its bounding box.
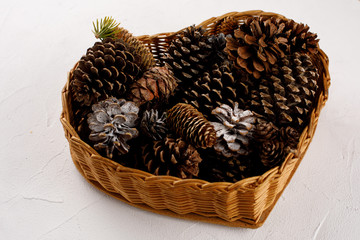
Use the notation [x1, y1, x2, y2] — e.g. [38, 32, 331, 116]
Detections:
[162, 26, 212, 91]
[71, 38, 141, 107]
[140, 109, 167, 140]
[225, 17, 319, 79]
[198, 149, 254, 183]
[142, 136, 202, 179]
[182, 63, 247, 117]
[284, 19, 319, 54]
[253, 120, 279, 142]
[280, 126, 300, 150]
[211, 103, 256, 157]
[259, 139, 285, 168]
[211, 16, 239, 36]
[115, 27, 155, 71]
[208, 33, 228, 64]
[87, 98, 139, 158]
[167, 103, 216, 148]
[128, 66, 178, 106]
[231, 67, 253, 109]
[250, 52, 319, 129]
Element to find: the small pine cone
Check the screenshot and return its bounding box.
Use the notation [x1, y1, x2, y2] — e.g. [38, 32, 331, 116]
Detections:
[142, 136, 202, 179]
[140, 109, 167, 140]
[211, 103, 256, 157]
[167, 103, 216, 148]
[253, 120, 279, 142]
[71, 38, 141, 107]
[72, 104, 92, 141]
[115, 27, 155, 71]
[87, 98, 139, 158]
[128, 66, 178, 106]
[182, 63, 240, 117]
[280, 126, 300, 150]
[225, 17, 319, 79]
[212, 16, 239, 36]
[208, 33, 228, 64]
[250, 52, 319, 129]
[162, 26, 212, 91]
[259, 139, 285, 168]
[198, 149, 253, 183]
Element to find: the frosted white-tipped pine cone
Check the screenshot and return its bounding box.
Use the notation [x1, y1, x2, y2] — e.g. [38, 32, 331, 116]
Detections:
[211, 103, 255, 157]
[87, 97, 139, 158]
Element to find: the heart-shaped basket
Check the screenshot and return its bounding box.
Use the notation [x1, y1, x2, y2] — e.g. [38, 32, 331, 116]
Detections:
[60, 10, 330, 228]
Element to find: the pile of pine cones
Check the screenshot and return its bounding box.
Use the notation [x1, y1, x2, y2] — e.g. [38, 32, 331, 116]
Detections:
[70, 16, 320, 183]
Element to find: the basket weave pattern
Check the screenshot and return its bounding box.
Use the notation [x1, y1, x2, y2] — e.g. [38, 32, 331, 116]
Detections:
[60, 10, 330, 228]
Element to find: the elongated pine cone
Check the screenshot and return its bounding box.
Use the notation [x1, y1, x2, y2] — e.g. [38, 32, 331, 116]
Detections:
[226, 16, 319, 79]
[211, 103, 255, 157]
[87, 98, 139, 158]
[167, 103, 216, 148]
[162, 26, 212, 91]
[115, 27, 155, 71]
[140, 109, 167, 140]
[128, 66, 178, 106]
[142, 137, 202, 178]
[250, 52, 319, 129]
[71, 38, 141, 107]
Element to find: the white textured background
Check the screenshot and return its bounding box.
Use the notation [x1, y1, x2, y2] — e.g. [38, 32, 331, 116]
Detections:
[1, 0, 359, 239]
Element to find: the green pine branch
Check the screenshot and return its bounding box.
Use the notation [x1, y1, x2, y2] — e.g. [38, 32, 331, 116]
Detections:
[92, 16, 120, 40]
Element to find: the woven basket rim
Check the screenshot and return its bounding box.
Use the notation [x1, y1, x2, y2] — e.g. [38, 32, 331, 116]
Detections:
[136, 10, 288, 40]
[61, 10, 330, 192]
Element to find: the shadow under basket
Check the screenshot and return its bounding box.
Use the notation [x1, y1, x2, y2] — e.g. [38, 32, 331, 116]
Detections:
[60, 10, 330, 228]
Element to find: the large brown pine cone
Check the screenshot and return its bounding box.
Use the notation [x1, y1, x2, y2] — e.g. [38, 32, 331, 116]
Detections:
[162, 26, 212, 91]
[141, 136, 202, 179]
[167, 103, 216, 148]
[249, 52, 319, 130]
[225, 16, 319, 79]
[71, 38, 141, 107]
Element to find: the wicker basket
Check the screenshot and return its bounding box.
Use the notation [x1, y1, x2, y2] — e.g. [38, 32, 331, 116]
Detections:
[60, 10, 330, 228]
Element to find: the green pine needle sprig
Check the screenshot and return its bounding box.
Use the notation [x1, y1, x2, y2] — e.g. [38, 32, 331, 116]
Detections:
[92, 17, 121, 40]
